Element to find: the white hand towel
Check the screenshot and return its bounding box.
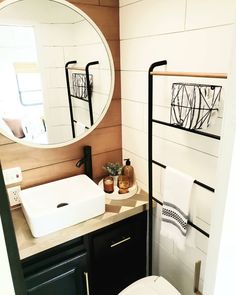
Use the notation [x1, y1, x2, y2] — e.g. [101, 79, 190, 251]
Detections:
[160, 167, 193, 250]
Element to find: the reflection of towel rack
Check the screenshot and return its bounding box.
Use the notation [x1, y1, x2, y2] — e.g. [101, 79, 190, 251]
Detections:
[65, 60, 99, 138]
[148, 60, 227, 275]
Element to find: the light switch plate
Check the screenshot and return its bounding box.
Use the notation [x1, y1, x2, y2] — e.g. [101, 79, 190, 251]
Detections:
[3, 167, 22, 186]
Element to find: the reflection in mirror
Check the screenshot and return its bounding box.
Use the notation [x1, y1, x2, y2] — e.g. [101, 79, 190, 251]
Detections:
[0, 0, 114, 146]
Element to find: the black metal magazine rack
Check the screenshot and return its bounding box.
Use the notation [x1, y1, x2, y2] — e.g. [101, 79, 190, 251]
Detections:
[148, 60, 227, 275]
[65, 60, 99, 138]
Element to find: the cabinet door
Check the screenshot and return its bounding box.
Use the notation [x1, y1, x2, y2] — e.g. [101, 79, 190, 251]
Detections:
[25, 252, 89, 295]
[90, 212, 147, 295]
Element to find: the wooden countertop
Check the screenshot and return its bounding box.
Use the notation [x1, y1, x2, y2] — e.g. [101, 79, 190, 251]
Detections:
[12, 191, 148, 260]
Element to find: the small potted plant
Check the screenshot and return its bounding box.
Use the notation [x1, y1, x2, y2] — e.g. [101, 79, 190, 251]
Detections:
[103, 162, 122, 185]
[103, 162, 122, 176]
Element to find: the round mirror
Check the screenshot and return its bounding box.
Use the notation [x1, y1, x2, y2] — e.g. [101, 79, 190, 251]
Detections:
[0, 0, 114, 147]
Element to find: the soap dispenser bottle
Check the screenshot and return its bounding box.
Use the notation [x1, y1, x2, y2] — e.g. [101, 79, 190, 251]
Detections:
[122, 159, 134, 187]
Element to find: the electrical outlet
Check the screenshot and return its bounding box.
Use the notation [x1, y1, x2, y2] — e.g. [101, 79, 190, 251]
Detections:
[7, 186, 21, 206]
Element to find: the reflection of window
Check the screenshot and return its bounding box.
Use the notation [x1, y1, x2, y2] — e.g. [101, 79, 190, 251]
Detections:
[14, 63, 43, 106]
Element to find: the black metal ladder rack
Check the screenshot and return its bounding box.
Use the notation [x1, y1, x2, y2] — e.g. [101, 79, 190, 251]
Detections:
[65, 60, 99, 138]
[148, 60, 228, 275]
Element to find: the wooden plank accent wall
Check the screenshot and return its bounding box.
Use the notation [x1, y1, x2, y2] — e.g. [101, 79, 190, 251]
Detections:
[0, 0, 121, 189]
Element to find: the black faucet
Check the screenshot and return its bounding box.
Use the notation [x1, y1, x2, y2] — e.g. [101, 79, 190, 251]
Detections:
[76, 146, 93, 179]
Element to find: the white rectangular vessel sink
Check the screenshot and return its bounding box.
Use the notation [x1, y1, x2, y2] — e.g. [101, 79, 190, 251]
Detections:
[20, 175, 105, 238]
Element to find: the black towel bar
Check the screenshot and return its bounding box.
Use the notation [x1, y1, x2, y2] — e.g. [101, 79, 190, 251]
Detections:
[153, 119, 221, 140]
[152, 160, 215, 193]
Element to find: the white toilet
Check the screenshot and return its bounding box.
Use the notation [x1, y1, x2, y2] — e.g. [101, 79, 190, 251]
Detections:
[119, 276, 181, 295]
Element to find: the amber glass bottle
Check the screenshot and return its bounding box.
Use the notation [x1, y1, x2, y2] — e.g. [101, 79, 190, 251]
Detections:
[122, 159, 134, 187]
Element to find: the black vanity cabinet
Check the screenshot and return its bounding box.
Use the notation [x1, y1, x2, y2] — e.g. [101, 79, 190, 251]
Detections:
[22, 237, 89, 295]
[89, 211, 147, 295]
[22, 211, 147, 295]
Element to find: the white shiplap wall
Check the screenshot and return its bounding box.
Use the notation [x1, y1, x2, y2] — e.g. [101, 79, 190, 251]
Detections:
[119, 1, 236, 294]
